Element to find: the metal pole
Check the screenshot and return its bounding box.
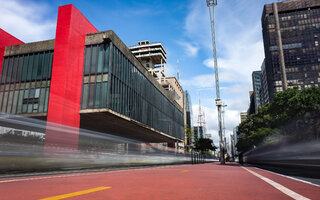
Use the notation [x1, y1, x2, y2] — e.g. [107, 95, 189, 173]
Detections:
[206, 0, 225, 164]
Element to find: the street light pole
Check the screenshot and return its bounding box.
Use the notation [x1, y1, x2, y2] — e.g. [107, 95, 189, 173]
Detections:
[206, 0, 225, 164]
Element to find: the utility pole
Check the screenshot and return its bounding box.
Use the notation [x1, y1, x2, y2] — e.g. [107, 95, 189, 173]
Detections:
[206, 0, 225, 164]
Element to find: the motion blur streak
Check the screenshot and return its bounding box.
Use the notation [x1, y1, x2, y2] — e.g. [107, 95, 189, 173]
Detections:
[0, 113, 211, 174]
[243, 112, 320, 175]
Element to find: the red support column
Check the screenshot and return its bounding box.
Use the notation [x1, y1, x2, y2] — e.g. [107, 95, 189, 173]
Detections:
[45, 4, 98, 151]
[0, 29, 24, 77]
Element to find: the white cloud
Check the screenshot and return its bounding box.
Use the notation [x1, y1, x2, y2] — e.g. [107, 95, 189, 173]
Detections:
[183, 0, 266, 137]
[176, 41, 199, 57]
[0, 0, 56, 42]
[192, 103, 240, 148]
[165, 62, 177, 78]
[180, 74, 214, 89]
[184, 0, 211, 50]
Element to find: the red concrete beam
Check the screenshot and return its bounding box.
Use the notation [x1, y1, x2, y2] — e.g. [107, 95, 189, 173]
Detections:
[45, 4, 98, 150]
[0, 29, 24, 77]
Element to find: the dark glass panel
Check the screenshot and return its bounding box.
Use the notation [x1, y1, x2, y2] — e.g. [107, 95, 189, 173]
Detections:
[0, 58, 8, 83]
[11, 90, 19, 114]
[44, 88, 49, 112]
[103, 43, 109, 73]
[90, 45, 98, 74]
[26, 54, 34, 81]
[101, 82, 107, 107]
[2, 92, 8, 112]
[94, 82, 101, 108]
[81, 84, 89, 109]
[6, 57, 14, 83]
[84, 46, 91, 75]
[32, 53, 39, 80]
[39, 88, 46, 113]
[6, 91, 14, 113]
[97, 44, 104, 73]
[88, 83, 95, 108]
[37, 53, 44, 80]
[16, 90, 23, 114]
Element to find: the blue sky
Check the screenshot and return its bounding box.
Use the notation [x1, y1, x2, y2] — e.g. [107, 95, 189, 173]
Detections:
[0, 0, 277, 145]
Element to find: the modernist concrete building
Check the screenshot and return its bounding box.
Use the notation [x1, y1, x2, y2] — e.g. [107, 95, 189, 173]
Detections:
[0, 4, 184, 149]
[129, 41, 184, 109]
[129, 40, 166, 79]
[262, 0, 320, 100]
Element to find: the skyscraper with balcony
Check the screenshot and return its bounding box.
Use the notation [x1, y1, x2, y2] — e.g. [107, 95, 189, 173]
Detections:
[262, 0, 320, 100]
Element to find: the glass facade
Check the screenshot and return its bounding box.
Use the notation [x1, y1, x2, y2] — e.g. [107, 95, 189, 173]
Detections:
[252, 71, 261, 113]
[262, 4, 320, 100]
[0, 51, 53, 114]
[81, 42, 184, 140]
[81, 43, 109, 109]
[184, 90, 193, 145]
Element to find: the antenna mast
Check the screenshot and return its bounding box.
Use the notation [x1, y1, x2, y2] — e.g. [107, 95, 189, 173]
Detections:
[206, 0, 225, 164]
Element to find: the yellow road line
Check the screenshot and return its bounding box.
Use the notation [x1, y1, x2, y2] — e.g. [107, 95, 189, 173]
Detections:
[39, 186, 111, 200]
[180, 170, 189, 173]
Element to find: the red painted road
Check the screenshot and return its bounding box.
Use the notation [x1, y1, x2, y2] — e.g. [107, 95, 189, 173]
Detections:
[0, 163, 319, 200]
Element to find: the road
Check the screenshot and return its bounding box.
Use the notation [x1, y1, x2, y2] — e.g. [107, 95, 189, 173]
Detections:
[0, 163, 319, 200]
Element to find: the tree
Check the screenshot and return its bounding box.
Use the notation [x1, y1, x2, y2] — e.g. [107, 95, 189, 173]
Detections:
[193, 138, 216, 154]
[236, 87, 320, 153]
[184, 124, 194, 146]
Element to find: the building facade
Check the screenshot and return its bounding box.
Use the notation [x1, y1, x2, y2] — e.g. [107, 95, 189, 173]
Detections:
[240, 112, 247, 123]
[193, 126, 204, 140]
[252, 71, 262, 113]
[0, 4, 184, 149]
[184, 90, 193, 146]
[260, 59, 270, 106]
[262, 0, 320, 100]
[129, 41, 184, 109]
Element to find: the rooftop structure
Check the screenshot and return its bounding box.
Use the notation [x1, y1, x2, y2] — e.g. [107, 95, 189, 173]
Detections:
[129, 41, 167, 80]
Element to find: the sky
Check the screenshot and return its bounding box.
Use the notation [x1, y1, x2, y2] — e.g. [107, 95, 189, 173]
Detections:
[0, 0, 278, 146]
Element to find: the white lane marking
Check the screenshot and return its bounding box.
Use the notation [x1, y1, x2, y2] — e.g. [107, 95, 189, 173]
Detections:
[242, 167, 310, 200]
[254, 167, 320, 188]
[0, 164, 183, 184]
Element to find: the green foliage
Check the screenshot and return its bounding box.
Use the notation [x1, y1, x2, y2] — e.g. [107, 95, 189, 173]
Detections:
[193, 138, 216, 154]
[236, 87, 320, 153]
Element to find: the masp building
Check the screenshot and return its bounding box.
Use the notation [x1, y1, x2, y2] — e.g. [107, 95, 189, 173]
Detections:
[0, 4, 184, 149]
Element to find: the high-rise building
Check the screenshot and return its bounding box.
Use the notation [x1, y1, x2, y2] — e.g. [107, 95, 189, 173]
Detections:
[129, 40, 166, 79]
[240, 112, 247, 123]
[260, 59, 270, 106]
[252, 71, 262, 113]
[194, 98, 206, 140]
[193, 126, 204, 140]
[262, 0, 320, 100]
[184, 90, 193, 147]
[0, 4, 184, 149]
[247, 91, 255, 115]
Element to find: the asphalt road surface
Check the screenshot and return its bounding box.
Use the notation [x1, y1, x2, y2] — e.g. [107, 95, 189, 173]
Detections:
[0, 163, 319, 200]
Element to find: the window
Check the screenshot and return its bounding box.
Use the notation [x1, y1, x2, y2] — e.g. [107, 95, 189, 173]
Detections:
[0, 51, 53, 114]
